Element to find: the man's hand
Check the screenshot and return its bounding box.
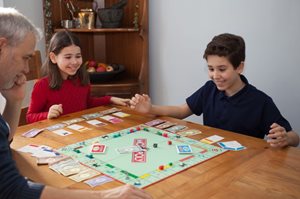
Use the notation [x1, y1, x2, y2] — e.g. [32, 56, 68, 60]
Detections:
[100, 184, 152, 199]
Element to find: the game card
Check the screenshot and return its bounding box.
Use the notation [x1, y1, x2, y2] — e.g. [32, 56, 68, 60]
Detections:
[46, 123, 66, 131]
[201, 135, 224, 144]
[86, 119, 107, 127]
[112, 111, 130, 118]
[81, 112, 101, 120]
[145, 119, 166, 127]
[36, 155, 66, 165]
[178, 129, 202, 137]
[155, 121, 176, 129]
[18, 144, 45, 154]
[67, 124, 90, 132]
[62, 118, 85, 125]
[18, 144, 58, 158]
[69, 169, 100, 182]
[52, 129, 73, 136]
[84, 175, 113, 187]
[176, 145, 193, 154]
[218, 141, 246, 151]
[91, 144, 106, 153]
[100, 115, 123, 124]
[99, 107, 121, 116]
[165, 125, 187, 133]
[22, 128, 44, 138]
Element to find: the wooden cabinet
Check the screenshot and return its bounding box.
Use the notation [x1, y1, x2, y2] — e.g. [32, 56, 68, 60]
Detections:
[43, 0, 148, 98]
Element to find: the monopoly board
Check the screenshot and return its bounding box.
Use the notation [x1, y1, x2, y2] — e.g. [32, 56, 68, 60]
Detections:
[57, 125, 227, 188]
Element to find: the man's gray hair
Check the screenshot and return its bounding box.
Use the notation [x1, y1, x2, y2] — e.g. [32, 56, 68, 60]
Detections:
[0, 7, 42, 46]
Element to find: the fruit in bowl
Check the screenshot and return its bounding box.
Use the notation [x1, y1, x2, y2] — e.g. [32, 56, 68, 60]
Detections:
[87, 66, 96, 72]
[96, 63, 107, 72]
[84, 61, 117, 73]
[106, 65, 114, 72]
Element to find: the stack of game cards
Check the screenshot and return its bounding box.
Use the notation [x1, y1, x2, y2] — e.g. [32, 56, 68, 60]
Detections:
[49, 157, 100, 182]
[217, 141, 246, 151]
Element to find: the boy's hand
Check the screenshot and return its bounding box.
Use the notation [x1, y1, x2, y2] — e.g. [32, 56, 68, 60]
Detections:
[267, 123, 289, 148]
[129, 94, 152, 113]
[110, 97, 130, 106]
[47, 104, 63, 119]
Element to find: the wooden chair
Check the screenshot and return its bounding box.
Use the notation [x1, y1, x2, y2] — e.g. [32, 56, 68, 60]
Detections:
[18, 50, 42, 126]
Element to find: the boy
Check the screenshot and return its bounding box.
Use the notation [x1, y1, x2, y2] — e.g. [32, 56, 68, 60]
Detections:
[130, 33, 299, 148]
[0, 7, 152, 199]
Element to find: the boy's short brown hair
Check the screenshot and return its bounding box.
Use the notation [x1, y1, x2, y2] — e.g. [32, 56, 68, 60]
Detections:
[203, 33, 245, 69]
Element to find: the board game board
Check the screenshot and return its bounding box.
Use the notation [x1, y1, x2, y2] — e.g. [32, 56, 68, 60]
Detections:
[57, 125, 227, 188]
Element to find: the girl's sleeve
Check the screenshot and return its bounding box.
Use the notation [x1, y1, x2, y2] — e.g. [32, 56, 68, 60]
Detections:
[26, 80, 49, 123]
[86, 85, 112, 108]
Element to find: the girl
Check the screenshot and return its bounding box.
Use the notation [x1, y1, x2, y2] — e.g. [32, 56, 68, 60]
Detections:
[26, 30, 129, 123]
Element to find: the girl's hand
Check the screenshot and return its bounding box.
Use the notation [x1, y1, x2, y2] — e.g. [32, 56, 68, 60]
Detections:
[47, 104, 63, 119]
[110, 97, 130, 106]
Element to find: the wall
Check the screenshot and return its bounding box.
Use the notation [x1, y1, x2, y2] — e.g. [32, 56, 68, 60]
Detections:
[1, 0, 299, 139]
[149, 0, 300, 136]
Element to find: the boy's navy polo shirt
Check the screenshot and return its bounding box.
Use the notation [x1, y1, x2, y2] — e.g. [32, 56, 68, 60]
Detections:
[186, 75, 292, 138]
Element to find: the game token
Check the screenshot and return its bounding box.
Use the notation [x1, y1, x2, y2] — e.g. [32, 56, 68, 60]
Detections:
[153, 143, 158, 148]
[74, 149, 81, 153]
[125, 173, 130, 180]
[168, 141, 172, 145]
[134, 181, 141, 186]
[86, 154, 94, 159]
[179, 162, 185, 167]
[158, 165, 164, 170]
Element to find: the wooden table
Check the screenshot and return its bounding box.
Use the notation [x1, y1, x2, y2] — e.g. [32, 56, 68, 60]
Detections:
[11, 106, 300, 199]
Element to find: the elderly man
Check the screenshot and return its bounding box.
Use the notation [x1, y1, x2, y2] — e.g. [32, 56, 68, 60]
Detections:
[0, 7, 152, 199]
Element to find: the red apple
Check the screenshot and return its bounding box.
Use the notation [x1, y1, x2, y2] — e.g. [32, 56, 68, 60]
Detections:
[97, 63, 107, 68]
[88, 60, 96, 68]
[96, 66, 106, 72]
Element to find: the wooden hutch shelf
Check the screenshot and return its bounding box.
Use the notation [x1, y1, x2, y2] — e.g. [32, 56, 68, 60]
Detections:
[54, 28, 139, 33]
[43, 0, 149, 98]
